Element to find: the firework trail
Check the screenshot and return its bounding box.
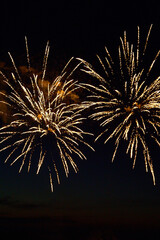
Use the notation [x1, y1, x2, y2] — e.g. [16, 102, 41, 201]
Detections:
[0, 38, 94, 191]
[78, 25, 160, 184]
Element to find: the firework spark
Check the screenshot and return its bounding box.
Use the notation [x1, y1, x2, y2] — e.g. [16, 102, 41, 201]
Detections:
[78, 25, 160, 184]
[0, 38, 94, 191]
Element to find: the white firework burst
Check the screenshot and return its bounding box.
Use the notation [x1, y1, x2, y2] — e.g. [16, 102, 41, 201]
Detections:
[0, 37, 94, 191]
[78, 25, 160, 184]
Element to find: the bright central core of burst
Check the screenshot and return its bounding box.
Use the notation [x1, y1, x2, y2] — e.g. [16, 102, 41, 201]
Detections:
[124, 102, 142, 113]
[37, 114, 56, 134]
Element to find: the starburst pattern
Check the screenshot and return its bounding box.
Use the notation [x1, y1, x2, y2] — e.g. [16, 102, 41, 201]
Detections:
[78, 25, 160, 184]
[0, 38, 94, 191]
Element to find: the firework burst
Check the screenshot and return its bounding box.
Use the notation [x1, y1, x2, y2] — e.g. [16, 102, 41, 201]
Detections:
[0, 38, 94, 191]
[78, 25, 160, 184]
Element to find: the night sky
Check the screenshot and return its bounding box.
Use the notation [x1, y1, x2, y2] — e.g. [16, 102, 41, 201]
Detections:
[0, 1, 160, 239]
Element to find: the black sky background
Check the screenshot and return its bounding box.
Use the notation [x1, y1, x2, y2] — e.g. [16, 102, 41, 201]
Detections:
[0, 0, 160, 239]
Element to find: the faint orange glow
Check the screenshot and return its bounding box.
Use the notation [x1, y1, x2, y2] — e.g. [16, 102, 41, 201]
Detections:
[0, 61, 6, 68]
[19, 65, 37, 74]
[124, 106, 132, 112]
[37, 114, 42, 120]
[0, 90, 9, 123]
[48, 127, 55, 134]
[135, 102, 142, 109]
[55, 81, 61, 87]
[57, 89, 65, 97]
[69, 92, 79, 102]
